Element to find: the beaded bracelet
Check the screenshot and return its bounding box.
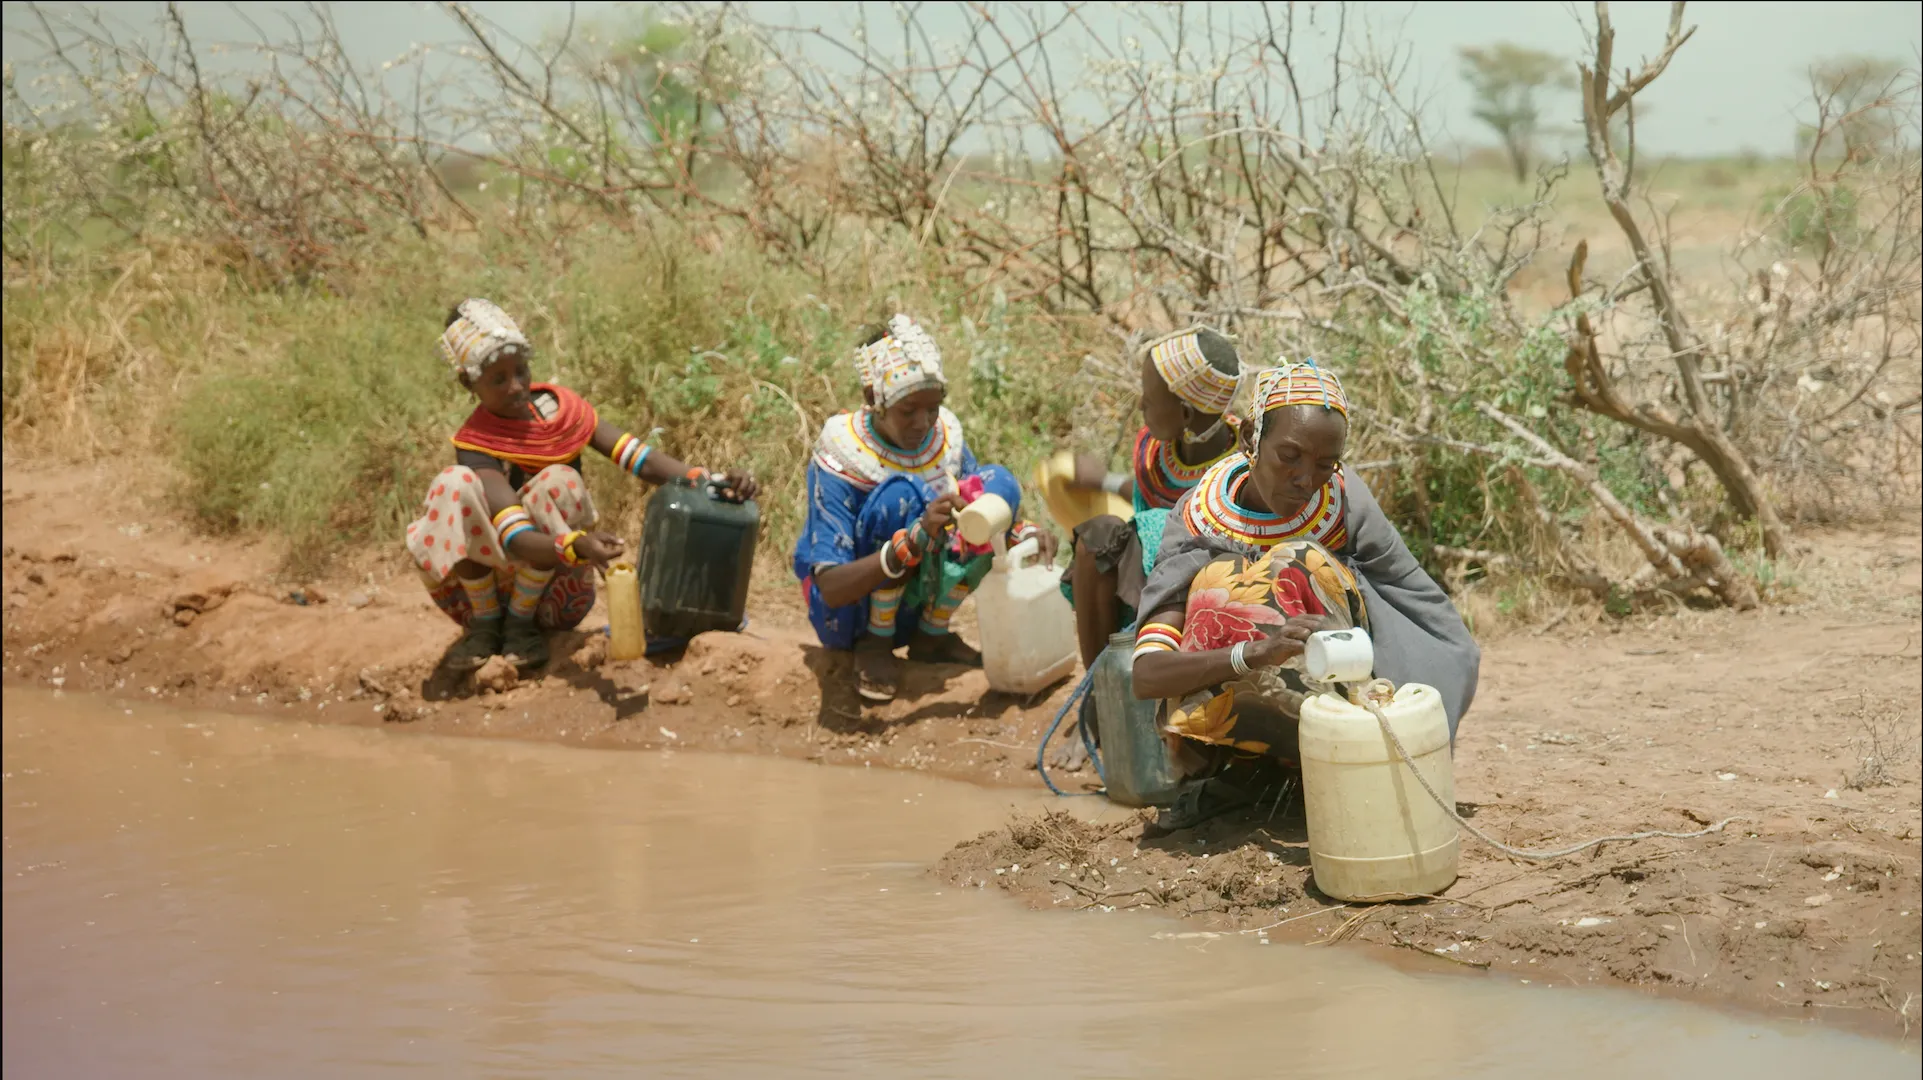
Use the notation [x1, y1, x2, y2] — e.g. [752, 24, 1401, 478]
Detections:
[555, 530, 588, 567]
[493, 505, 535, 549]
[611, 433, 652, 478]
[1132, 621, 1182, 661]
[886, 526, 925, 574]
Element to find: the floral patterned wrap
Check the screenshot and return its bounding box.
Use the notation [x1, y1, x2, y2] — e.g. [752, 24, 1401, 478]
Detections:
[1163, 540, 1368, 761]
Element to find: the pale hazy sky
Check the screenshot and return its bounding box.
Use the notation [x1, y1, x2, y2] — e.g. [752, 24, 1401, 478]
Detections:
[5, 1, 1919, 156]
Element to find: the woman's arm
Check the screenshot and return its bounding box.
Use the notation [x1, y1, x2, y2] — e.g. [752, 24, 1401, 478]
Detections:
[476, 466, 566, 570]
[813, 493, 967, 608]
[1065, 451, 1134, 503]
[812, 551, 899, 609]
[589, 419, 759, 500]
[589, 419, 689, 483]
[1131, 609, 1327, 700]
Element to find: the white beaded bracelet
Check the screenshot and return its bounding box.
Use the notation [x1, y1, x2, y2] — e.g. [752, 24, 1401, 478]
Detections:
[1229, 640, 1251, 676]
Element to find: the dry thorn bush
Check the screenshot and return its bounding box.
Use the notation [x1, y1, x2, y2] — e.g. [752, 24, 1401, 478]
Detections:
[4, 1, 1917, 614]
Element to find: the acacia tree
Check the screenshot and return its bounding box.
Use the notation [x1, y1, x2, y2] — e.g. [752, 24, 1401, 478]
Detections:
[1459, 42, 1575, 181]
[1568, 1, 1792, 558]
[1800, 55, 1910, 163]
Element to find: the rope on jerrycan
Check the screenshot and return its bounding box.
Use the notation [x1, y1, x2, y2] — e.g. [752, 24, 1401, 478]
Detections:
[1035, 669, 1106, 798]
[1357, 697, 1745, 862]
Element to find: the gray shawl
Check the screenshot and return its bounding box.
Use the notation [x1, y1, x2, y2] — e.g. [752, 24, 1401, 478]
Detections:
[1135, 466, 1481, 735]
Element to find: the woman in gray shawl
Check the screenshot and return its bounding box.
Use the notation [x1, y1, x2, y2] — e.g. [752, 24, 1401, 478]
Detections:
[1128, 362, 1480, 836]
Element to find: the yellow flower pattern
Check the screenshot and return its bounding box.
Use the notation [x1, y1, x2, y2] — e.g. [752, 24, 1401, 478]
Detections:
[1158, 539, 1370, 766]
[1166, 687, 1272, 755]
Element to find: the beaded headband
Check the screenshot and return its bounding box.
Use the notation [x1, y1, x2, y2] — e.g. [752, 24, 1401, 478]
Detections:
[440, 298, 531, 382]
[1245, 359, 1348, 450]
[1148, 328, 1242, 417]
[855, 313, 946, 409]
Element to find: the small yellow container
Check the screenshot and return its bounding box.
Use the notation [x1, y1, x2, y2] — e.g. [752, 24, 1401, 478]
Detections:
[605, 562, 646, 662]
[1032, 450, 1132, 535]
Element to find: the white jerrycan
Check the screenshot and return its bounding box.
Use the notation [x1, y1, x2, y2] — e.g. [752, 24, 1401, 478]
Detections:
[973, 535, 1080, 695]
[1298, 680, 1459, 902]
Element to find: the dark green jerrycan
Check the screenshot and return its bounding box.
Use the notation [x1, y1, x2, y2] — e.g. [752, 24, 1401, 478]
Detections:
[636, 477, 760, 643]
[1092, 630, 1184, 808]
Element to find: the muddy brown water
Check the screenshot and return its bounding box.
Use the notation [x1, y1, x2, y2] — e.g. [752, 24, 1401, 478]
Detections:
[3, 690, 1914, 1079]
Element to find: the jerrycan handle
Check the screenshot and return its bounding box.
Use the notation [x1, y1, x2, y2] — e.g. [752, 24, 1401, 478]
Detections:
[996, 535, 1040, 572]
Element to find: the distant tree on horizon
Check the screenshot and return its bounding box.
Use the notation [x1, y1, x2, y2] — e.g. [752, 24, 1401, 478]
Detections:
[1458, 42, 1575, 182]
[1799, 55, 1913, 163]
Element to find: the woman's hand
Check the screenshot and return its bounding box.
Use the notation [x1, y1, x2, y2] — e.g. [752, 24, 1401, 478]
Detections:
[919, 493, 966, 541]
[572, 531, 626, 568]
[708, 468, 759, 503]
[1244, 615, 1333, 668]
[1033, 528, 1061, 563]
[1067, 452, 1108, 491]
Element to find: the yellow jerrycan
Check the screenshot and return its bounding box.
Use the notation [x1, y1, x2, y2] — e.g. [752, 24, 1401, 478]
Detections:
[1298, 678, 1459, 902]
[605, 562, 646, 662]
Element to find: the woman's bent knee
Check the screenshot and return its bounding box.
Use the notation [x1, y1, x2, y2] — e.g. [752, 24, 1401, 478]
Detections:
[1073, 514, 1127, 555]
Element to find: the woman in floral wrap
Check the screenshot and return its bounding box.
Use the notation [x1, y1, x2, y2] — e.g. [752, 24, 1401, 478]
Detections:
[1129, 361, 1480, 836]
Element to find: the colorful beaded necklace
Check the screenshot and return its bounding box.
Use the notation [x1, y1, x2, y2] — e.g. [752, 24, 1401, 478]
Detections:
[1181, 454, 1348, 551]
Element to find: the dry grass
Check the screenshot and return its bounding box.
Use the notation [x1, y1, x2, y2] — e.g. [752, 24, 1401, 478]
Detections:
[1843, 692, 1923, 791]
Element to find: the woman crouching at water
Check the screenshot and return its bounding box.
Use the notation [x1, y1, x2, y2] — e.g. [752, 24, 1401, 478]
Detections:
[406, 299, 758, 673]
[793, 314, 1055, 702]
[1058, 326, 1243, 668]
[1129, 362, 1480, 837]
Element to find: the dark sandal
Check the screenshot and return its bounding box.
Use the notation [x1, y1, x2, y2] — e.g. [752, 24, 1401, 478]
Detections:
[1141, 775, 1261, 839]
[444, 617, 504, 672]
[855, 636, 900, 702]
[906, 631, 983, 667]
[502, 614, 550, 671]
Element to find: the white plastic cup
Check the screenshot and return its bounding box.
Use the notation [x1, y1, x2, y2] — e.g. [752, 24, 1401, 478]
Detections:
[1305, 626, 1374, 683]
[956, 492, 1013, 547]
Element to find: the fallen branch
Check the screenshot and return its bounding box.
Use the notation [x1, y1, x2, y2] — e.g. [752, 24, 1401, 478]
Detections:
[1475, 402, 1759, 610]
